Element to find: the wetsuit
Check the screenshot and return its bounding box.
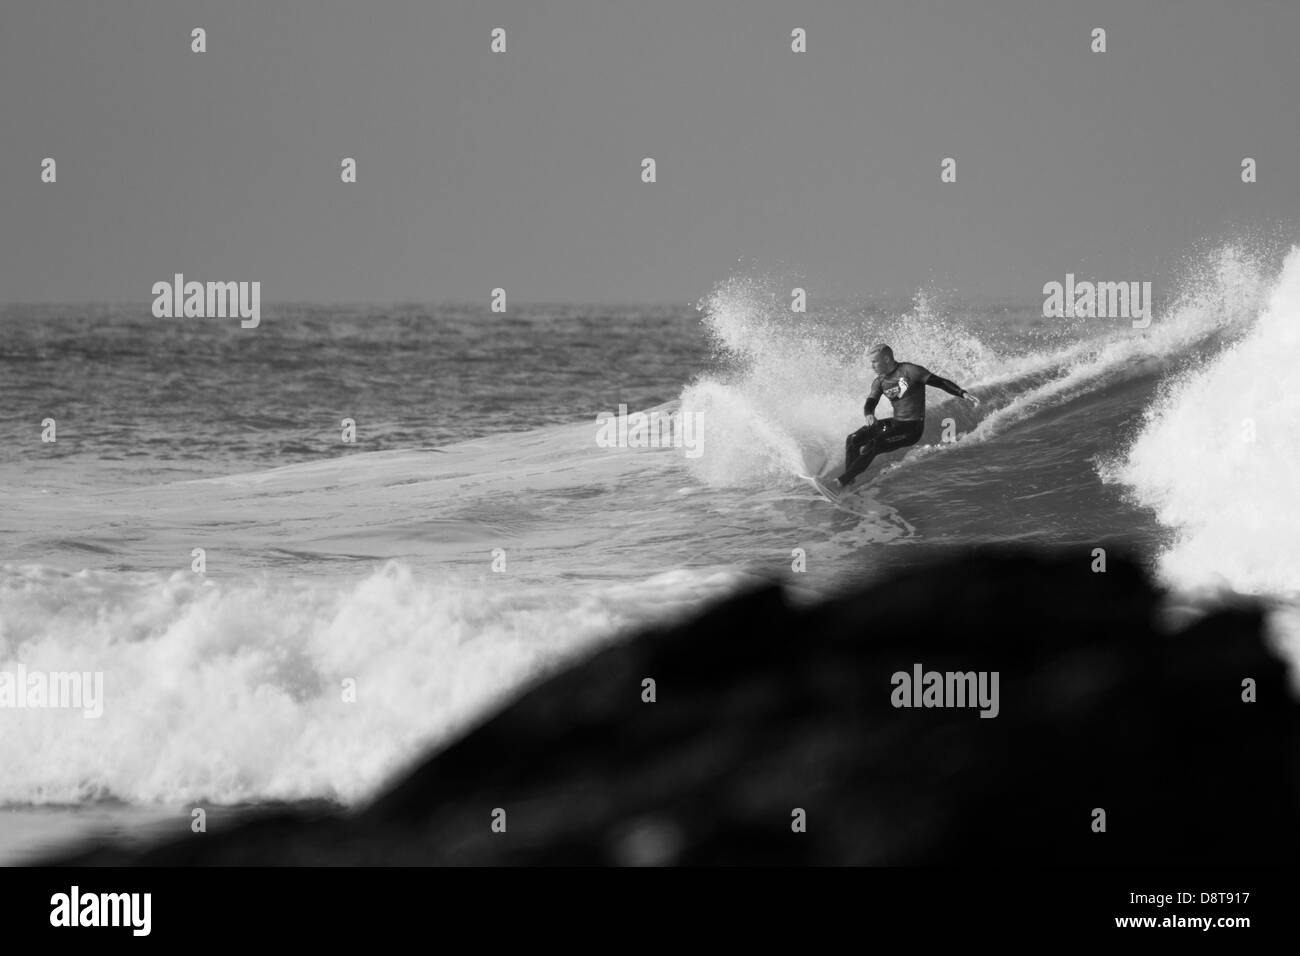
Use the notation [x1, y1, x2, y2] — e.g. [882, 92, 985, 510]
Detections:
[838, 361, 967, 485]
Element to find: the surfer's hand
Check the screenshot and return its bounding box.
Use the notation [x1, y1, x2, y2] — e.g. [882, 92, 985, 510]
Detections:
[962, 392, 981, 407]
[865, 414, 876, 426]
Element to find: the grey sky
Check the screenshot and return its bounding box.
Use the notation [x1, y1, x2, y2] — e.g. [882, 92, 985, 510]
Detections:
[2, 0, 1296, 305]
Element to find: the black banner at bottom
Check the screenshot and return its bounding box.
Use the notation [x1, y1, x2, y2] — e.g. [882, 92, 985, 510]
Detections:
[0, 865, 1279, 943]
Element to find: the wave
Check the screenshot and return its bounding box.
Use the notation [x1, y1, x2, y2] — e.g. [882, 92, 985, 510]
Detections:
[681, 247, 1274, 488]
[5, 242, 1294, 811]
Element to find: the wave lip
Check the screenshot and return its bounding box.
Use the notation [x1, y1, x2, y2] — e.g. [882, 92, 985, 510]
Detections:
[1113, 245, 1300, 598]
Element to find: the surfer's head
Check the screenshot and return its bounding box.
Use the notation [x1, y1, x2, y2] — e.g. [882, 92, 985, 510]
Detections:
[868, 344, 896, 374]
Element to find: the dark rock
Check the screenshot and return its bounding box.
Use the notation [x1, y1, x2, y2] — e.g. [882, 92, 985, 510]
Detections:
[41, 550, 1300, 865]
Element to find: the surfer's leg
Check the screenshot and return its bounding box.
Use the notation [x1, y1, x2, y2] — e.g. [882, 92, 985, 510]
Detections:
[844, 425, 872, 472]
[837, 420, 924, 485]
[838, 423, 886, 484]
[838, 441, 880, 484]
[880, 419, 925, 451]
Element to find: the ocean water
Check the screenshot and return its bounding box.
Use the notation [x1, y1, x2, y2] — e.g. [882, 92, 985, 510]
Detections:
[3, 243, 1298, 861]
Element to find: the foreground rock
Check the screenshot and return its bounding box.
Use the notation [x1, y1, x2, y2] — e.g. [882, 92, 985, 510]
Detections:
[44, 550, 1300, 865]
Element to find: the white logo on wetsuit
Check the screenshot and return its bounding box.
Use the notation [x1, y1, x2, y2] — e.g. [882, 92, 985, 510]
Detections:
[884, 374, 909, 400]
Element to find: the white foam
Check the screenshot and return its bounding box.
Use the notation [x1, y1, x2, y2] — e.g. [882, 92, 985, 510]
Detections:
[1112, 245, 1300, 598]
[0, 561, 741, 806]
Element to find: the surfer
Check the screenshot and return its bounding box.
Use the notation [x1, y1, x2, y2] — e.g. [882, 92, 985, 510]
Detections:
[835, 343, 980, 488]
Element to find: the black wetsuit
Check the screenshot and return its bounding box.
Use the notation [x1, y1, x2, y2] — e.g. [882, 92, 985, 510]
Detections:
[838, 361, 966, 485]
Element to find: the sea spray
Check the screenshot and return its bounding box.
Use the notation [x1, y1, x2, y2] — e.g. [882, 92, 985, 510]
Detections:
[1112, 245, 1300, 597]
[967, 245, 1269, 445]
[680, 274, 994, 486]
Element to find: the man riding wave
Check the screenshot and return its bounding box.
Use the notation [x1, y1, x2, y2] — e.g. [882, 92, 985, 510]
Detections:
[835, 343, 980, 488]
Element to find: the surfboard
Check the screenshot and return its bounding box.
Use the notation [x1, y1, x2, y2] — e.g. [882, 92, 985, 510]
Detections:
[797, 474, 877, 517]
[799, 474, 841, 503]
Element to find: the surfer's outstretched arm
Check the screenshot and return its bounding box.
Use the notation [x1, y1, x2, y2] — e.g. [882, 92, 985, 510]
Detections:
[926, 374, 980, 405]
